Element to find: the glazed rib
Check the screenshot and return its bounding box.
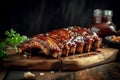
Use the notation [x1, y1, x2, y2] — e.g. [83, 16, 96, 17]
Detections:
[18, 26, 102, 58]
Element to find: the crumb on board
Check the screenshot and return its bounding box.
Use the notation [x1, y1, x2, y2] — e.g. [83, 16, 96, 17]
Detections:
[24, 71, 35, 78]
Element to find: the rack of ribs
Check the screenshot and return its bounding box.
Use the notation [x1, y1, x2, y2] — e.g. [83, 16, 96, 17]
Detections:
[18, 26, 102, 58]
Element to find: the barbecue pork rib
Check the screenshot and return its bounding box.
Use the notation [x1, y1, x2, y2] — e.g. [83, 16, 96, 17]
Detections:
[18, 26, 102, 58]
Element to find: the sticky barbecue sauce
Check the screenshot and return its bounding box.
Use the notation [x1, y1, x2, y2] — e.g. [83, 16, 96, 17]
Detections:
[90, 9, 117, 38]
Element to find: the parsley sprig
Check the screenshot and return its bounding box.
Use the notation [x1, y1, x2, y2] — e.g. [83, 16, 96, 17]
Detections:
[0, 29, 28, 58]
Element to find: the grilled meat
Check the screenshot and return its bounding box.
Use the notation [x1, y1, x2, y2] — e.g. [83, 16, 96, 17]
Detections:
[18, 26, 102, 58]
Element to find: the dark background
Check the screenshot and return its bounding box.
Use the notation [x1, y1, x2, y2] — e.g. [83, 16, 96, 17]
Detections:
[0, 0, 120, 38]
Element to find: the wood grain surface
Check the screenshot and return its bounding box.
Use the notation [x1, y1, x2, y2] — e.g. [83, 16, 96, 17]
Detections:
[3, 62, 120, 80]
[2, 48, 119, 71]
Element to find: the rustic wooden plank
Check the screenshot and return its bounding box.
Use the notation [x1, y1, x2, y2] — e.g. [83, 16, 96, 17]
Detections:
[73, 62, 120, 80]
[3, 57, 61, 70]
[3, 62, 120, 80]
[62, 48, 119, 70]
[2, 48, 119, 71]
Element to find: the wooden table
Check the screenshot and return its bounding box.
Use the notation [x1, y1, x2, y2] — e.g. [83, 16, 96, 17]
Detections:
[0, 61, 120, 80]
[1, 48, 120, 80]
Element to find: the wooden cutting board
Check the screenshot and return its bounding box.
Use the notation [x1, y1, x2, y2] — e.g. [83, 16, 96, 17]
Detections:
[2, 48, 119, 71]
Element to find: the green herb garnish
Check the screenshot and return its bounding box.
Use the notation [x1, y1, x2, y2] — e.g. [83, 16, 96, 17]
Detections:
[0, 29, 28, 58]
